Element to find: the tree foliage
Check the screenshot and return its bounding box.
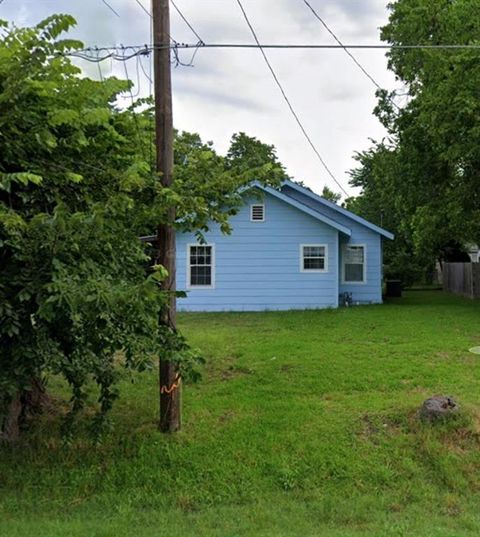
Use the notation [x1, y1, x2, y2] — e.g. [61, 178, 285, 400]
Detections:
[0, 15, 168, 439]
[321, 186, 341, 204]
[347, 0, 480, 282]
[226, 132, 289, 183]
[0, 16, 281, 440]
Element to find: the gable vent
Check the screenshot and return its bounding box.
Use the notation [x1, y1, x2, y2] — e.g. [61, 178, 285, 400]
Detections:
[251, 204, 265, 222]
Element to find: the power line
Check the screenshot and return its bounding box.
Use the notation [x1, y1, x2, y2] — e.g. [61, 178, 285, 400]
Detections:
[201, 43, 480, 50]
[131, 0, 203, 68]
[301, 1, 381, 91]
[300, 0, 401, 110]
[58, 40, 480, 73]
[132, 0, 179, 44]
[134, 0, 151, 18]
[122, 50, 148, 162]
[171, 0, 204, 45]
[235, 0, 349, 197]
[100, 0, 120, 18]
[96, 49, 104, 81]
[61, 42, 480, 62]
[139, 52, 153, 83]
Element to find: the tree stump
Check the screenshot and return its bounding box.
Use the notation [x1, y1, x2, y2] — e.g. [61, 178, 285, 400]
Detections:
[419, 396, 459, 423]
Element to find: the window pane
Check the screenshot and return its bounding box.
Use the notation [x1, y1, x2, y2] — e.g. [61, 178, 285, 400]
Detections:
[190, 246, 211, 265]
[344, 246, 364, 264]
[304, 257, 325, 270]
[345, 263, 363, 282]
[303, 246, 325, 257]
[190, 266, 211, 286]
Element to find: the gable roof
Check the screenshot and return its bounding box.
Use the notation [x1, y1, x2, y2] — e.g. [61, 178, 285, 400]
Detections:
[250, 182, 352, 236]
[281, 179, 394, 240]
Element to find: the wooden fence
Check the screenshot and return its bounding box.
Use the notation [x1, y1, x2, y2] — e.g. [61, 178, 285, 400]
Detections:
[443, 263, 480, 299]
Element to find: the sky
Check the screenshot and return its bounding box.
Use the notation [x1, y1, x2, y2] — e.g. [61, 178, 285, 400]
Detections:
[0, 0, 403, 198]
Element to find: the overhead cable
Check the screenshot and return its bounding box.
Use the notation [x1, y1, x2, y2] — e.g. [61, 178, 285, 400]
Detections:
[235, 0, 349, 197]
[171, 0, 204, 44]
[100, 0, 120, 18]
[300, 0, 401, 109]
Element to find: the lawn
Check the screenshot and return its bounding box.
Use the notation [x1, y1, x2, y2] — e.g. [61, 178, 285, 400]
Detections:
[1, 291, 480, 537]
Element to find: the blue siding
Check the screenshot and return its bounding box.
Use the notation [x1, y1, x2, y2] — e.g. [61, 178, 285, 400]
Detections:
[176, 192, 339, 312]
[282, 186, 383, 304]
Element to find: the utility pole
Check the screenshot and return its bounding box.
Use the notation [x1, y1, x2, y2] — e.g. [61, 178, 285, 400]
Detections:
[152, 0, 181, 432]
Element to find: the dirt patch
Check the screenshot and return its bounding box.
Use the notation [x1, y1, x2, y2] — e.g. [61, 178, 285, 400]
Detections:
[358, 410, 411, 443]
[358, 414, 398, 443]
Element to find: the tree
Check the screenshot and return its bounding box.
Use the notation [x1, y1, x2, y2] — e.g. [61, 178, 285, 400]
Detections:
[381, 0, 480, 252]
[0, 16, 279, 442]
[226, 132, 289, 184]
[0, 15, 172, 442]
[347, 0, 480, 281]
[321, 186, 341, 204]
[347, 144, 429, 284]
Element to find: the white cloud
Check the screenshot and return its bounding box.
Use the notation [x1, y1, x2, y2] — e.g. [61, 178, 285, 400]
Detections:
[1, 0, 399, 197]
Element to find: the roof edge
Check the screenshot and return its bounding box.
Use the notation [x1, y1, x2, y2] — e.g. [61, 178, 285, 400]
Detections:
[248, 182, 352, 236]
[282, 179, 394, 240]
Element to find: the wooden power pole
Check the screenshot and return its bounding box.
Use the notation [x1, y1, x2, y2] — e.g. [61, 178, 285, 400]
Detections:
[152, 0, 181, 432]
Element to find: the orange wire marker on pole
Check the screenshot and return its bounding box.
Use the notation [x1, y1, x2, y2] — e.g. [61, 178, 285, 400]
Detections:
[160, 373, 181, 394]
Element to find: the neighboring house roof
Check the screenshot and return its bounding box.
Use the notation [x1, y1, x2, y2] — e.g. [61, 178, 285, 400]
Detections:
[280, 179, 394, 240]
[251, 182, 352, 237]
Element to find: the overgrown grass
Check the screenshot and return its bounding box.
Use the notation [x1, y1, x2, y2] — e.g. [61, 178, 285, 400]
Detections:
[1, 291, 480, 536]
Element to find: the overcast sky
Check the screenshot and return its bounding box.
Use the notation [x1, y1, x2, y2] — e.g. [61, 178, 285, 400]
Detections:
[1, 0, 402, 197]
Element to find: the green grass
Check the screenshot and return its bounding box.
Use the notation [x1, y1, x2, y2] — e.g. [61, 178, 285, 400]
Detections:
[2, 291, 480, 536]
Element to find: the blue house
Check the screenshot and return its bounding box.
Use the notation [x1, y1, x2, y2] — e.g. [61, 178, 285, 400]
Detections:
[176, 179, 393, 312]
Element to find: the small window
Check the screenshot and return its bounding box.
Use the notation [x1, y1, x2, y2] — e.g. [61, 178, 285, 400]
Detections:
[343, 245, 365, 283]
[188, 245, 214, 288]
[301, 244, 327, 272]
[251, 204, 265, 222]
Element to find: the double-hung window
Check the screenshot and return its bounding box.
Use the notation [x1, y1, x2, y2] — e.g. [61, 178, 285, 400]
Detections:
[301, 244, 328, 272]
[343, 245, 366, 283]
[188, 245, 214, 288]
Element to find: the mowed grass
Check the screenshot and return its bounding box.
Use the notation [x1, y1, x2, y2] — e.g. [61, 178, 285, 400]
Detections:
[2, 291, 480, 537]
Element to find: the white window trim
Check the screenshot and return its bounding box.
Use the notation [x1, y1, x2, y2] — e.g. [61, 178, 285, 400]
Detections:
[300, 244, 328, 273]
[250, 204, 265, 222]
[186, 243, 215, 290]
[342, 243, 367, 285]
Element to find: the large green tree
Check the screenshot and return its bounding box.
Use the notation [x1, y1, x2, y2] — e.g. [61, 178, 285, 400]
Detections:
[0, 15, 173, 442]
[0, 16, 279, 442]
[348, 0, 480, 281]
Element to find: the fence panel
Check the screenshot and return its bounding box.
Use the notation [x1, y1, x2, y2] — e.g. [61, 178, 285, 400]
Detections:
[443, 262, 480, 299]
